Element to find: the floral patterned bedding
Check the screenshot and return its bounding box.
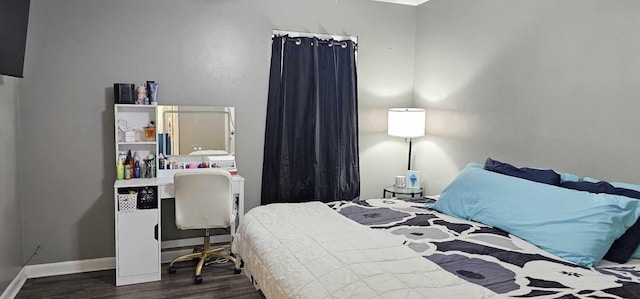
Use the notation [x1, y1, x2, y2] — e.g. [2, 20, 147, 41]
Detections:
[331, 197, 640, 299]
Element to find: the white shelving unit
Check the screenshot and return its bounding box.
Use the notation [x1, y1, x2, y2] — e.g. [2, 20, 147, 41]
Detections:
[114, 104, 157, 166]
[113, 104, 161, 286]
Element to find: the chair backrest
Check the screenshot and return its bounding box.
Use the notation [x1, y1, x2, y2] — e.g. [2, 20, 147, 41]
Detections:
[174, 170, 234, 230]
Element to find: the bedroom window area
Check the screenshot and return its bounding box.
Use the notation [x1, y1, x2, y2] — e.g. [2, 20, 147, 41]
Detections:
[261, 31, 360, 205]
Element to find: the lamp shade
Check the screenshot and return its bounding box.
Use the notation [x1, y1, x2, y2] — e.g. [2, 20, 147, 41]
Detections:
[387, 108, 426, 138]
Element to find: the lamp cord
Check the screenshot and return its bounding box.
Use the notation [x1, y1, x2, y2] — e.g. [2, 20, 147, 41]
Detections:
[23, 245, 40, 266]
[407, 138, 412, 170]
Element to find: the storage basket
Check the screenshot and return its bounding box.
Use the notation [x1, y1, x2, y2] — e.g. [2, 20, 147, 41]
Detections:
[118, 193, 137, 212]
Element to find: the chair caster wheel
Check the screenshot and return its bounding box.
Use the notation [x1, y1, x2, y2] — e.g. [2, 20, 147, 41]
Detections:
[168, 266, 176, 274]
[234, 268, 241, 274]
[194, 275, 202, 284]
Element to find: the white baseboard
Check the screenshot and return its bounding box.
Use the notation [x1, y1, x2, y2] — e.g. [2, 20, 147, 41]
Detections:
[0, 267, 27, 299]
[5, 236, 233, 295]
[25, 257, 115, 279]
[17, 235, 231, 279]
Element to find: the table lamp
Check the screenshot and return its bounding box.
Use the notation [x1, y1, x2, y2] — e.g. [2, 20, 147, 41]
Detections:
[387, 108, 426, 170]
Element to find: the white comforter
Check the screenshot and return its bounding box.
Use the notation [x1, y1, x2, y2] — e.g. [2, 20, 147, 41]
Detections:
[231, 202, 497, 299]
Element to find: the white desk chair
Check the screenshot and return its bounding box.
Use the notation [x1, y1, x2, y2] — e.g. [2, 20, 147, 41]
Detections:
[167, 170, 239, 284]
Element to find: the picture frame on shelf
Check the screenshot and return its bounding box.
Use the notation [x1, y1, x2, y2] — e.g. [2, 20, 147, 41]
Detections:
[406, 170, 421, 189]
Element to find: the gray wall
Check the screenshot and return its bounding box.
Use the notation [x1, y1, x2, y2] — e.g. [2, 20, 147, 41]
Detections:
[0, 76, 23, 292]
[15, 0, 640, 268]
[413, 0, 640, 194]
[20, 0, 416, 263]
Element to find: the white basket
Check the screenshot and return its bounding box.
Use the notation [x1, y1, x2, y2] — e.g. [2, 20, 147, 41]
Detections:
[118, 193, 137, 212]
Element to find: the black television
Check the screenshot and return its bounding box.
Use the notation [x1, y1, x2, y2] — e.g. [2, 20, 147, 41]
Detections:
[0, 0, 30, 78]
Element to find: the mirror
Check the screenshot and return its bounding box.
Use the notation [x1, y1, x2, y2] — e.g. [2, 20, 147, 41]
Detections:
[157, 105, 235, 157]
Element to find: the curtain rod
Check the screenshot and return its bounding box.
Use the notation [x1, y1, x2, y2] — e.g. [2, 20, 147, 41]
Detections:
[272, 29, 358, 43]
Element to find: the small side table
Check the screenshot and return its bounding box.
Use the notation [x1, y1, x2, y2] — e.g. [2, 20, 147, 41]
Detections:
[383, 186, 424, 198]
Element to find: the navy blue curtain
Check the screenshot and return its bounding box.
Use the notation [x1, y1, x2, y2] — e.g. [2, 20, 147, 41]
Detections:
[261, 36, 360, 204]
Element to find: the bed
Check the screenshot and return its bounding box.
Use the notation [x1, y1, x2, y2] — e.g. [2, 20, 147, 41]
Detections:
[232, 163, 640, 298]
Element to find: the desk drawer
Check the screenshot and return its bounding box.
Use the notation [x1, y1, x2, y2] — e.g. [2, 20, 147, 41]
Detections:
[159, 184, 174, 199]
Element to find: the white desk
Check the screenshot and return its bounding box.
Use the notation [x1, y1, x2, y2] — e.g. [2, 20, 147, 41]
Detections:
[113, 172, 245, 286]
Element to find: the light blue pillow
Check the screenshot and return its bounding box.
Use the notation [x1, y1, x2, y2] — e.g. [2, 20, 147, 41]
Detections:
[583, 177, 600, 183]
[612, 181, 640, 259]
[559, 172, 582, 183]
[582, 177, 640, 259]
[431, 163, 640, 267]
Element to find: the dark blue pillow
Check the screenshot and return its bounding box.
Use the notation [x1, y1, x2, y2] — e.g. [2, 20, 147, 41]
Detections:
[560, 181, 640, 200]
[560, 180, 640, 264]
[483, 158, 561, 186]
[605, 219, 640, 264]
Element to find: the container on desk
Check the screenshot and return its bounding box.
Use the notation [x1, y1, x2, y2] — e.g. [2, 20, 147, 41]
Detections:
[118, 193, 137, 212]
[124, 131, 136, 143]
[144, 126, 155, 141]
[137, 186, 158, 209]
[394, 176, 406, 188]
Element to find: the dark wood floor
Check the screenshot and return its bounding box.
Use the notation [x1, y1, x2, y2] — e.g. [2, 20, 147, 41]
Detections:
[16, 261, 265, 299]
